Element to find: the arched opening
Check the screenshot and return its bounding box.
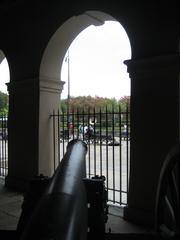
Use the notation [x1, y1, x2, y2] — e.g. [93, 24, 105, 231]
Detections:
[61, 20, 131, 100]
[39, 11, 131, 206]
[0, 51, 10, 96]
[0, 50, 9, 177]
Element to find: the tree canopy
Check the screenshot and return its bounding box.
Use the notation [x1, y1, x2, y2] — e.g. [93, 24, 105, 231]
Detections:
[60, 95, 130, 113]
[0, 91, 8, 114]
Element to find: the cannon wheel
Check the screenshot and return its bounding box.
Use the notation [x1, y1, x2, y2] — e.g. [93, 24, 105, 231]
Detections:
[155, 143, 180, 239]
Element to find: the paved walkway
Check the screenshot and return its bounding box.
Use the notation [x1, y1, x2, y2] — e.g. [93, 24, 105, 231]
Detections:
[0, 178, 153, 235]
[0, 178, 23, 230]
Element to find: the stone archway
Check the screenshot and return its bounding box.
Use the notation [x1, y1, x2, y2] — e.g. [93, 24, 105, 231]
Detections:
[39, 10, 131, 176]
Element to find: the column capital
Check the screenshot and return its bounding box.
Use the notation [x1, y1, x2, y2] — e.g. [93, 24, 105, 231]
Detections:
[40, 76, 65, 94]
[7, 77, 65, 95]
[7, 78, 39, 94]
[124, 53, 180, 78]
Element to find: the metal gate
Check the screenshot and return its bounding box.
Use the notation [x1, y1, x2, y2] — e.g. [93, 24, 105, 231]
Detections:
[0, 114, 8, 177]
[51, 107, 130, 206]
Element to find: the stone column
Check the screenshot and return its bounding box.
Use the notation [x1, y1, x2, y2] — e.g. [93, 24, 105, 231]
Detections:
[124, 54, 180, 226]
[5, 78, 39, 190]
[5, 77, 64, 190]
[38, 77, 64, 177]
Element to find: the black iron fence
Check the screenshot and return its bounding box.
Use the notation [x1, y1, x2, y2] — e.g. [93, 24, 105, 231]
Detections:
[51, 106, 130, 206]
[0, 114, 8, 177]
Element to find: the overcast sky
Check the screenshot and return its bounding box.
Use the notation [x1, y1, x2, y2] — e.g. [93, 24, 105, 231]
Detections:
[0, 21, 131, 99]
[61, 20, 131, 100]
[0, 58, 9, 94]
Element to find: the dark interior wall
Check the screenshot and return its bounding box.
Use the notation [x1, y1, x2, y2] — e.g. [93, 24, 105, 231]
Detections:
[126, 7, 180, 58]
[123, 6, 180, 224]
[125, 60, 180, 224]
[0, 0, 180, 224]
[1, 2, 179, 78]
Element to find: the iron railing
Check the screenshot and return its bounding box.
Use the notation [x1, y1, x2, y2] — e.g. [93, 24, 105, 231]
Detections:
[0, 114, 8, 177]
[51, 106, 130, 206]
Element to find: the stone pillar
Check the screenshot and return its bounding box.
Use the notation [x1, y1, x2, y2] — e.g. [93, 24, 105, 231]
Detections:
[5, 78, 39, 190]
[5, 77, 64, 191]
[124, 54, 180, 226]
[38, 77, 64, 177]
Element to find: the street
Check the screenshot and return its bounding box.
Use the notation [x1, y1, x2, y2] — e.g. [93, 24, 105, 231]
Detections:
[60, 139, 130, 205]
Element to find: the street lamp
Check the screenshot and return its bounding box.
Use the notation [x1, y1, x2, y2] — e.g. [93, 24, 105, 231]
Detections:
[65, 49, 70, 114]
[67, 49, 70, 112]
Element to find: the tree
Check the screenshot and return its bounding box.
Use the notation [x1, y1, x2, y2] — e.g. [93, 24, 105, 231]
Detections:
[0, 91, 8, 114]
[60, 95, 130, 113]
[118, 96, 130, 111]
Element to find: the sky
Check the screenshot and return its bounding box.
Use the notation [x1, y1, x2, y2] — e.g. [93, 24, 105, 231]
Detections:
[0, 21, 131, 99]
[0, 58, 9, 94]
[61, 20, 131, 100]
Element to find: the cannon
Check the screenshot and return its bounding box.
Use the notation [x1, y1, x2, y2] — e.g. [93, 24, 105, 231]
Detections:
[19, 139, 88, 240]
[15, 139, 108, 240]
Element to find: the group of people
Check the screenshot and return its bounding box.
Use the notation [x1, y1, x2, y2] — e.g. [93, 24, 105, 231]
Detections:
[67, 122, 94, 141]
[78, 124, 94, 139]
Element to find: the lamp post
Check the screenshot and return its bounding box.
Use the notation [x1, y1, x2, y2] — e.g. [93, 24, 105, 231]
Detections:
[67, 50, 70, 113]
[66, 49, 70, 115]
[66, 49, 72, 135]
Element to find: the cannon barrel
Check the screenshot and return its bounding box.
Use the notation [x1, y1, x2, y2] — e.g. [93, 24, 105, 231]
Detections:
[20, 139, 88, 240]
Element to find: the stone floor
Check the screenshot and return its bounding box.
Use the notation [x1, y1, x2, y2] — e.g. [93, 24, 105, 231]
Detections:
[0, 178, 23, 230]
[0, 177, 154, 235]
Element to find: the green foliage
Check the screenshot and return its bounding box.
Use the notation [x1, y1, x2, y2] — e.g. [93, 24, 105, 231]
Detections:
[60, 95, 130, 113]
[0, 91, 8, 114]
[118, 96, 130, 111]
